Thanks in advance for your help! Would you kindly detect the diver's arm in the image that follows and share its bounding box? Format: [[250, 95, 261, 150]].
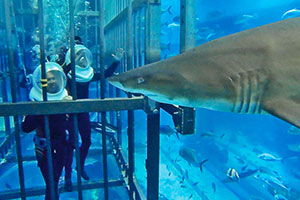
[[91, 60, 119, 81], [92, 48, 124, 81], [21, 115, 40, 133]]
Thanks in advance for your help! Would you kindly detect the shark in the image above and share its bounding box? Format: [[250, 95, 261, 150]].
[[108, 17, 300, 129]]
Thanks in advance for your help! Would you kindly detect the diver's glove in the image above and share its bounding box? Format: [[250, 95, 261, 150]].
[[63, 95, 73, 100], [112, 48, 125, 62]]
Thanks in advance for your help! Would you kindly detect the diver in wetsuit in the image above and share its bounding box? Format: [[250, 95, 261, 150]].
[[61, 36, 124, 191], [22, 62, 70, 200]]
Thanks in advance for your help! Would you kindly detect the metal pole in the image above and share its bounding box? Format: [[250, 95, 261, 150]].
[[126, 0, 135, 199], [180, 0, 196, 52], [99, 1, 109, 199], [127, 99, 134, 200], [3, 0, 26, 199], [69, 0, 83, 199], [37, 0, 57, 199], [116, 20, 122, 146], [144, 1, 161, 199], [146, 108, 160, 200], [127, 0, 133, 70], [1, 78, 12, 136]]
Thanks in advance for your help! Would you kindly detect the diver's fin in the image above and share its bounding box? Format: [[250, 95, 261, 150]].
[[263, 98, 300, 129], [199, 159, 208, 172]]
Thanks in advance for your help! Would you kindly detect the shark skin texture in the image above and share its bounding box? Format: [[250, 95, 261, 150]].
[[108, 17, 300, 129]]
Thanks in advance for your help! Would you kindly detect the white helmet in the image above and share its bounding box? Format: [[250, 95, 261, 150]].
[[29, 62, 68, 101], [65, 44, 94, 82]]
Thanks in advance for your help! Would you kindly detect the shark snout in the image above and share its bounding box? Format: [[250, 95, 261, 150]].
[[108, 75, 124, 90]]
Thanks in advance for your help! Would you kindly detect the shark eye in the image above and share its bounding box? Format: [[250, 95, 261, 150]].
[[137, 77, 145, 84]]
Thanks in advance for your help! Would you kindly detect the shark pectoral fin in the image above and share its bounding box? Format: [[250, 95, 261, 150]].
[[263, 98, 300, 129]]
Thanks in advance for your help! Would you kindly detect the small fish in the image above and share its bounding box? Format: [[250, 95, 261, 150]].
[[159, 193, 169, 200], [287, 144, 300, 152], [258, 153, 282, 161], [188, 194, 193, 200], [212, 182, 216, 192], [5, 182, 12, 189], [161, 30, 167, 36], [241, 165, 248, 171], [239, 169, 258, 178], [206, 10, 225, 19], [235, 156, 245, 164], [160, 42, 171, 51], [168, 172, 171, 176], [281, 8, 300, 20], [287, 125, 300, 135], [201, 131, 224, 139], [291, 170, 300, 180], [185, 169, 189, 179], [179, 146, 208, 172], [259, 166, 279, 177], [179, 175, 185, 184], [172, 16, 180, 23], [226, 168, 240, 181], [234, 14, 254, 25], [181, 184, 187, 188], [200, 131, 215, 138], [199, 159, 208, 172], [160, 125, 179, 139], [167, 22, 180, 28], [196, 27, 216, 41], [192, 182, 199, 186], [161, 5, 172, 15]]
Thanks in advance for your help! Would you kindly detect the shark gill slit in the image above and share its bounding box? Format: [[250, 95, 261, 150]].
[[254, 72, 263, 114], [242, 72, 251, 113], [248, 72, 259, 114], [231, 74, 243, 113]]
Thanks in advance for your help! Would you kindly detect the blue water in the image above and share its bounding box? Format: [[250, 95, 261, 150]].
[[1, 0, 300, 199]]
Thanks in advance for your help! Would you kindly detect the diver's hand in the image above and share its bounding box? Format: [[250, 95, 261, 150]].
[[63, 95, 73, 100], [112, 48, 125, 61]]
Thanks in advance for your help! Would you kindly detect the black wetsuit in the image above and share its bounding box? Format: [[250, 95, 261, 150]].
[[22, 114, 67, 200], [63, 60, 120, 179]]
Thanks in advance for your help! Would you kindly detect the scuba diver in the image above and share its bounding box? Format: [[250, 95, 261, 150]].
[[22, 62, 71, 200], [61, 36, 124, 191]]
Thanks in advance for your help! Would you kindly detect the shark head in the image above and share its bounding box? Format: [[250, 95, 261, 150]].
[[108, 63, 193, 105], [108, 53, 236, 110]]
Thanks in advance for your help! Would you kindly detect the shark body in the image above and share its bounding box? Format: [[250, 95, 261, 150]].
[[109, 17, 300, 128]]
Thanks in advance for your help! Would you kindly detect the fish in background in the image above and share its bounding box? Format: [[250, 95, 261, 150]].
[[160, 42, 171, 51], [258, 174, 297, 200], [258, 153, 282, 162], [212, 182, 216, 192], [238, 169, 258, 178], [255, 173, 289, 191], [287, 125, 300, 136], [179, 146, 208, 172], [160, 125, 179, 139], [167, 22, 180, 29], [226, 168, 240, 182], [206, 10, 226, 20], [234, 14, 255, 25], [172, 16, 181, 24], [196, 27, 216, 41], [259, 166, 280, 177], [287, 144, 300, 152], [161, 5, 172, 16], [281, 8, 300, 20], [200, 130, 225, 139]]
